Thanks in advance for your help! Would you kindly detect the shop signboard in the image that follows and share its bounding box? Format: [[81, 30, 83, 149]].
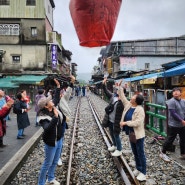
[[51, 44, 57, 70], [120, 57, 137, 71]]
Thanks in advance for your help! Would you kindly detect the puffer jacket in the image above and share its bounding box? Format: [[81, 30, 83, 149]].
[[114, 100, 124, 134], [38, 87, 67, 146], [102, 83, 124, 134], [38, 113, 66, 146]]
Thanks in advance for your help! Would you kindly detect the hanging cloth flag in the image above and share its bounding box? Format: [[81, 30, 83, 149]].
[[69, 0, 122, 47]]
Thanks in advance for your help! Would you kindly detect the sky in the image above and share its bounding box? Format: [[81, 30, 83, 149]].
[[53, 0, 185, 74]]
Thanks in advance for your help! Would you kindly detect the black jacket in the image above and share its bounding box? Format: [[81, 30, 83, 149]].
[[114, 100, 124, 134], [15, 100, 30, 129], [102, 83, 124, 134], [38, 87, 66, 146]]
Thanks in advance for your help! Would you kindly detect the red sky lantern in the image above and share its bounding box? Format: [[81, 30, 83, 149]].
[[69, 0, 122, 47]]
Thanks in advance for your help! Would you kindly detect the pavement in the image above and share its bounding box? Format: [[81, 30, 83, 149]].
[[0, 105, 43, 185]]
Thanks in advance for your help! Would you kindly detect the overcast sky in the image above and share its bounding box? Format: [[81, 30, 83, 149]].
[[53, 0, 185, 74]]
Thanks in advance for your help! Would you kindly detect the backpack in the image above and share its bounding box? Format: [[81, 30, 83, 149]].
[[105, 101, 118, 114], [13, 100, 19, 114]]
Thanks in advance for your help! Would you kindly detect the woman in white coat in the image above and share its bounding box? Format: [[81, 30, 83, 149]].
[[118, 82, 146, 182]]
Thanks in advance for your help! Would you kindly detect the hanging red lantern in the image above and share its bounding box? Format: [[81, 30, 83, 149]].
[[69, 0, 122, 47]]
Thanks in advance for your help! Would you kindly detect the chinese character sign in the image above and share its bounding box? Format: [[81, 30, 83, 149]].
[[119, 57, 137, 71], [51, 44, 58, 70]]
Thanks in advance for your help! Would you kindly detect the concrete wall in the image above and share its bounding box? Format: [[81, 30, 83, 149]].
[[0, 0, 45, 18], [44, 0, 54, 30], [0, 45, 46, 71]]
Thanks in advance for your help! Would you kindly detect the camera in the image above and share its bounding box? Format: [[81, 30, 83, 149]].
[[43, 74, 70, 92]]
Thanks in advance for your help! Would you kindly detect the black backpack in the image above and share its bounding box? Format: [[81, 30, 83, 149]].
[[105, 101, 118, 114], [13, 100, 19, 114]]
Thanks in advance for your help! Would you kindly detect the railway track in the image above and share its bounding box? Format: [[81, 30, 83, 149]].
[[1, 94, 184, 184], [88, 96, 140, 185], [57, 96, 140, 184]]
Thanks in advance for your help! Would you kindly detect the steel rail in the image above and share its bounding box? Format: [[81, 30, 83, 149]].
[[87, 97, 136, 185], [66, 97, 81, 185]]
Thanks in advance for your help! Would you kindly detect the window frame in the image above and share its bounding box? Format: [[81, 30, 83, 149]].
[[26, 0, 36, 6], [0, 0, 10, 5], [12, 55, 21, 63], [0, 24, 20, 36], [145, 63, 150, 70], [31, 27, 37, 37]]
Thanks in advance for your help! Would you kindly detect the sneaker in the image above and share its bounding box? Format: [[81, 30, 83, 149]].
[[111, 150, 122, 157], [0, 144, 7, 148], [17, 136, 24, 139], [46, 179, 60, 185], [136, 172, 146, 181], [179, 154, 185, 160], [108, 146, 116, 152], [133, 169, 139, 176], [159, 153, 171, 162], [57, 158, 62, 166]]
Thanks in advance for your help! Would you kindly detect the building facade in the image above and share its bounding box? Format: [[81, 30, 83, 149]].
[[0, 0, 78, 101], [91, 36, 185, 104], [94, 36, 185, 79], [0, 0, 74, 76]]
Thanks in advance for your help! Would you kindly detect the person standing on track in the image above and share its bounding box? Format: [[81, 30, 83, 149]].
[[159, 87, 185, 162], [37, 79, 63, 185], [118, 81, 147, 182], [102, 77, 124, 157]]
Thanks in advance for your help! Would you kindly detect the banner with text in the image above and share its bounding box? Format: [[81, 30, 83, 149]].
[[119, 57, 137, 71], [51, 44, 58, 70]]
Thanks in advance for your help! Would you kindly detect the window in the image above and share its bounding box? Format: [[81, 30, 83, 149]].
[[145, 63, 150, 70], [12, 56, 20, 63], [0, 24, 20, 35], [31, 27, 37, 37], [26, 0, 35, 6], [0, 0, 10, 5]]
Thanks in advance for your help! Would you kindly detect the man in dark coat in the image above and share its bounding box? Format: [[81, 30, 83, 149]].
[[102, 77, 124, 156]]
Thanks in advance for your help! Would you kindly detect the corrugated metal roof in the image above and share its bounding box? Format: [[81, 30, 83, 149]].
[[161, 63, 185, 77], [124, 72, 162, 82]]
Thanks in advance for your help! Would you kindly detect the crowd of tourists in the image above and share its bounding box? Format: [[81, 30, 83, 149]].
[[102, 78, 185, 182], [0, 75, 185, 184]]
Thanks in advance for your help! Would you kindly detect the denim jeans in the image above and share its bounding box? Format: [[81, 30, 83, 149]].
[[17, 129, 24, 137], [38, 137, 63, 185], [130, 137, 146, 175], [109, 122, 122, 151]]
